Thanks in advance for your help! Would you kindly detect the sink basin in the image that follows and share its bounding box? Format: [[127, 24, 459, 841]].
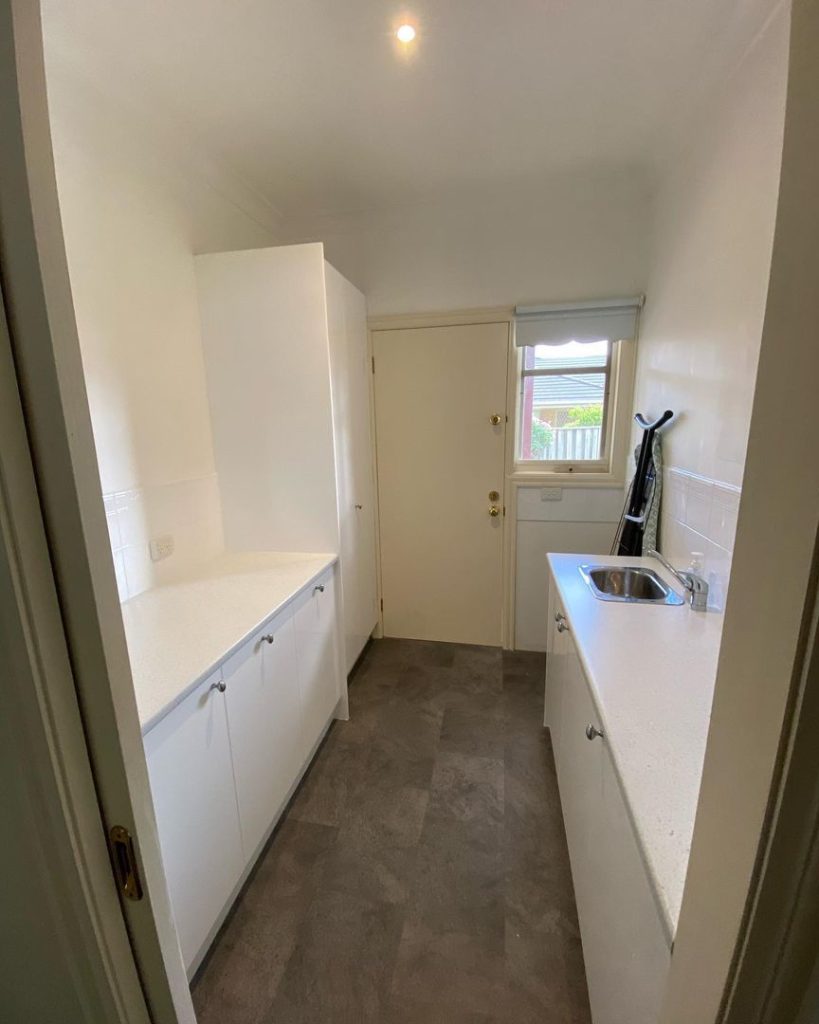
[[579, 564, 684, 605]]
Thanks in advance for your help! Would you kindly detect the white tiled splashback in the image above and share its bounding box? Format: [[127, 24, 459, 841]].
[[661, 466, 741, 613], [104, 474, 224, 602]]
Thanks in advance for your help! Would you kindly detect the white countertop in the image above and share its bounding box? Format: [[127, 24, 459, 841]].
[[122, 551, 337, 733], [547, 552, 724, 939]]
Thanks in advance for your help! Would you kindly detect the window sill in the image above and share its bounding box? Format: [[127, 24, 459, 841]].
[[509, 467, 625, 488]]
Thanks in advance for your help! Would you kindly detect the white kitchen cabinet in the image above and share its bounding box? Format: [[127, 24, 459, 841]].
[[545, 589, 671, 1024], [195, 244, 379, 684], [143, 669, 243, 973], [223, 609, 301, 860], [144, 566, 344, 976], [292, 567, 341, 759], [325, 262, 379, 671]]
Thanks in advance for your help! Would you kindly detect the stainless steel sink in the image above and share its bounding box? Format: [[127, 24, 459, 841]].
[[579, 564, 684, 605]]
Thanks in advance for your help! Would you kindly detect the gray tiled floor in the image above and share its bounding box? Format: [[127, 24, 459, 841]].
[[192, 639, 591, 1023]]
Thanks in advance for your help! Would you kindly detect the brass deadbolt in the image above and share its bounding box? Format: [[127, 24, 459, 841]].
[[489, 414, 503, 426]]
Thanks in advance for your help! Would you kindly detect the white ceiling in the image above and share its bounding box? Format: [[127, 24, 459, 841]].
[[42, 0, 779, 219]]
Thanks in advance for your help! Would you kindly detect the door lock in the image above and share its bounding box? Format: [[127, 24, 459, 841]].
[[109, 825, 143, 901], [489, 413, 503, 426], [488, 505, 501, 518], [488, 490, 500, 502]]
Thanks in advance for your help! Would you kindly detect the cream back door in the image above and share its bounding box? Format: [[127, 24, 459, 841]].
[[373, 323, 509, 646]]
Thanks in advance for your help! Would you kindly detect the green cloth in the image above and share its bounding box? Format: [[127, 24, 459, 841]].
[[643, 433, 662, 553]]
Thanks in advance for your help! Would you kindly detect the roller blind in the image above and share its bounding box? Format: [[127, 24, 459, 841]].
[[514, 296, 644, 347]]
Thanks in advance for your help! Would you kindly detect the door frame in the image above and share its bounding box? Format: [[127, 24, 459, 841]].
[[721, 545, 819, 1022], [1, 2, 193, 1020], [0, 235, 151, 1024], [367, 309, 515, 647]]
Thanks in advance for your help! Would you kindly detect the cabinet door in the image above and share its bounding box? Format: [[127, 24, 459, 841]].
[[223, 610, 301, 859], [143, 671, 243, 973], [556, 633, 603, 929], [581, 746, 671, 1024], [293, 569, 341, 758], [544, 588, 566, 767], [326, 264, 379, 672]]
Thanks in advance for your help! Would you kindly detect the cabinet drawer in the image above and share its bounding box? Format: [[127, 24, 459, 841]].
[[143, 669, 243, 973]]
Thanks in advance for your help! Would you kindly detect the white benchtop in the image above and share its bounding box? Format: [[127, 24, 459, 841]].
[[122, 551, 337, 734], [547, 552, 724, 939]]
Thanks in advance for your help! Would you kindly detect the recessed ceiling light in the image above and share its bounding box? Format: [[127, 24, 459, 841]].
[[396, 24, 416, 43]]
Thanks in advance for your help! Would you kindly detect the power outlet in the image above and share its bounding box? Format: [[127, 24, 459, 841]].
[[149, 534, 174, 562]]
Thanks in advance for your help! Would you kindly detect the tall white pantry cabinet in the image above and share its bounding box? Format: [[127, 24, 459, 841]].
[[194, 243, 379, 674]]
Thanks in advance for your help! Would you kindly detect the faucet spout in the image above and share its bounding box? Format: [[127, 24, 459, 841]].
[[645, 549, 709, 611]]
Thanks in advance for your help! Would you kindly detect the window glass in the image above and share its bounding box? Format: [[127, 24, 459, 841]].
[[518, 340, 610, 462]]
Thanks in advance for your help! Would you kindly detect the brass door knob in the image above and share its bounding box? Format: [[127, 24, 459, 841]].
[[488, 505, 501, 518], [489, 414, 503, 426]]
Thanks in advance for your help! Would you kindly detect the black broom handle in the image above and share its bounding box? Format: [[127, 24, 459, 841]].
[[626, 410, 674, 518], [635, 410, 674, 432]]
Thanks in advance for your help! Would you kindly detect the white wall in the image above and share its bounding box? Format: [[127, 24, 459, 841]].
[[515, 486, 624, 650], [632, 4, 789, 608], [44, 57, 279, 599], [281, 169, 651, 315], [284, 170, 652, 650]]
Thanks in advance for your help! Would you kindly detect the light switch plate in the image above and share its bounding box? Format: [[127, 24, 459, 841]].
[[540, 487, 563, 502], [149, 535, 174, 562]]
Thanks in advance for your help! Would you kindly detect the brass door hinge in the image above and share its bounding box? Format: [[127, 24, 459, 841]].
[[109, 825, 143, 901], [371, 357, 375, 374], [380, 598, 384, 611]]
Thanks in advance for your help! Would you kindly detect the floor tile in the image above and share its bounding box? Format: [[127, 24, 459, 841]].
[[191, 820, 336, 1024], [390, 918, 507, 1017], [322, 784, 429, 904], [408, 815, 505, 940], [439, 691, 505, 758], [267, 888, 404, 1024], [428, 751, 504, 826]]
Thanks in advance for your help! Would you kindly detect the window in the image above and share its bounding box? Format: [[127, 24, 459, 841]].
[[519, 339, 610, 463], [513, 298, 641, 472]]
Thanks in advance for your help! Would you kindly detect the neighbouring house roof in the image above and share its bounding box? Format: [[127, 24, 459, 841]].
[[531, 372, 605, 409], [534, 353, 604, 370]]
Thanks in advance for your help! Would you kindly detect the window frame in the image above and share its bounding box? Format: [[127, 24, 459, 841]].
[[512, 338, 634, 479]]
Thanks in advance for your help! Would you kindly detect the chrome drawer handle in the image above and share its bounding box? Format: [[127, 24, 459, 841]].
[[554, 612, 565, 623], [314, 584, 325, 594], [585, 724, 603, 741], [556, 620, 569, 633], [210, 680, 226, 694], [260, 634, 275, 645]]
